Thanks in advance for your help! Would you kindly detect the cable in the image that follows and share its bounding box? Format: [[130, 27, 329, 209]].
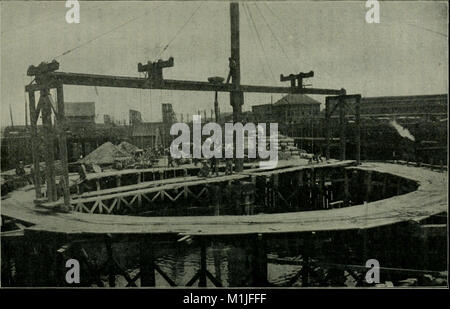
[[51, 8, 157, 60], [253, 3, 294, 70], [244, 3, 277, 83], [155, 3, 203, 59], [242, 2, 275, 83], [263, 3, 309, 53]]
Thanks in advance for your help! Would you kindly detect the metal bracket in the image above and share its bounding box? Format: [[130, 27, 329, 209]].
[[138, 57, 174, 86], [280, 71, 314, 92], [27, 60, 60, 87]]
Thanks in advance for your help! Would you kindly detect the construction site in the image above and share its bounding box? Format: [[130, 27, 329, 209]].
[[0, 2, 447, 288]]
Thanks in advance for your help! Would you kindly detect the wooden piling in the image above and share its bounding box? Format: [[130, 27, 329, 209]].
[[343, 168, 350, 207], [199, 239, 207, 287], [140, 237, 156, 287], [252, 234, 268, 286], [365, 171, 372, 202]]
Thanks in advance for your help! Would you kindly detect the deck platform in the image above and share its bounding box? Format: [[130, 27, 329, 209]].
[[1, 161, 447, 237]]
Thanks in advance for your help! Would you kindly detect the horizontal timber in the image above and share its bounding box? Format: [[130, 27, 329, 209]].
[[25, 72, 345, 95]]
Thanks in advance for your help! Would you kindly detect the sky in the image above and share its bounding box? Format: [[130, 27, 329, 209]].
[[1, 1, 448, 126]]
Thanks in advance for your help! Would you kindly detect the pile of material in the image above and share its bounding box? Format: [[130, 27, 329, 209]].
[[79, 142, 132, 165], [118, 141, 142, 155]]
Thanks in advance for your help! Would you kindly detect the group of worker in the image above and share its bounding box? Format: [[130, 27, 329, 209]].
[[198, 157, 234, 178]]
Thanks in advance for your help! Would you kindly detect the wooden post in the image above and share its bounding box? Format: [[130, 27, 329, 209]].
[[199, 239, 207, 287], [355, 95, 361, 164], [319, 169, 325, 209], [343, 169, 349, 207], [105, 235, 116, 287], [41, 89, 57, 201], [339, 96, 346, 160], [140, 237, 156, 286], [56, 85, 70, 210], [301, 234, 311, 287], [396, 178, 402, 195], [325, 100, 331, 160], [365, 171, 372, 202], [28, 90, 42, 198], [230, 2, 244, 173], [272, 173, 279, 209], [252, 234, 268, 286]]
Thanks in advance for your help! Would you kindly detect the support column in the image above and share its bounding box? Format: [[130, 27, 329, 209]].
[[56, 85, 70, 210], [230, 2, 243, 173], [325, 100, 331, 160], [41, 89, 57, 201], [365, 171, 372, 202], [28, 90, 42, 198], [140, 237, 156, 287], [339, 96, 346, 161], [199, 239, 207, 287], [252, 234, 268, 286], [214, 91, 220, 122], [355, 95, 361, 164], [343, 169, 349, 207]]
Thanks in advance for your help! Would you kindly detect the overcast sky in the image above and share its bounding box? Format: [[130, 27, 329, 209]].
[[1, 1, 448, 126]]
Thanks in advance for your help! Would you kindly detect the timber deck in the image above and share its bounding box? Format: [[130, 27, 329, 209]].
[[1, 161, 447, 237]]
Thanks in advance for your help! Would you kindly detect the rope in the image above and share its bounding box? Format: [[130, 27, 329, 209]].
[[262, 3, 309, 53], [51, 8, 157, 60], [155, 3, 203, 59], [244, 3, 277, 82], [253, 3, 294, 70], [242, 2, 275, 83]]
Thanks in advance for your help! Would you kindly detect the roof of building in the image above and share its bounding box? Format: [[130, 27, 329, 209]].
[[361, 94, 447, 104], [131, 122, 163, 137], [79, 142, 131, 165], [274, 94, 321, 106], [65, 102, 95, 117], [118, 141, 142, 154]]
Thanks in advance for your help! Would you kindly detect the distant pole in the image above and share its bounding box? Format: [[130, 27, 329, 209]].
[[9, 104, 14, 127], [230, 2, 244, 172], [355, 95, 361, 164], [24, 92, 29, 128], [325, 100, 330, 160], [339, 96, 346, 160]]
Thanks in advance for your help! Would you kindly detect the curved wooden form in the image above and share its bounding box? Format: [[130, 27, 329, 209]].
[[1, 162, 447, 237]]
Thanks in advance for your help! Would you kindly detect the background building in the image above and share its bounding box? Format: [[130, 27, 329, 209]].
[[65, 102, 96, 124], [252, 94, 321, 124], [360, 94, 447, 118]]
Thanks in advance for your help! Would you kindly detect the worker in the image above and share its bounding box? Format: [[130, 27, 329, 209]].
[[198, 160, 210, 178], [77, 163, 90, 194], [225, 159, 233, 175], [210, 156, 219, 176], [15, 161, 25, 176]]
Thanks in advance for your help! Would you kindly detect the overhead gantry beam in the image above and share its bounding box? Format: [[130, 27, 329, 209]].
[[25, 71, 345, 95]]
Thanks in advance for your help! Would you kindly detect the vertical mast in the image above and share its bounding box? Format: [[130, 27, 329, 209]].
[[230, 2, 244, 172], [9, 104, 14, 127], [230, 2, 241, 90]]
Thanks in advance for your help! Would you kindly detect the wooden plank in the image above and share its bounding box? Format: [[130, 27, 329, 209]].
[[26, 71, 344, 96]]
